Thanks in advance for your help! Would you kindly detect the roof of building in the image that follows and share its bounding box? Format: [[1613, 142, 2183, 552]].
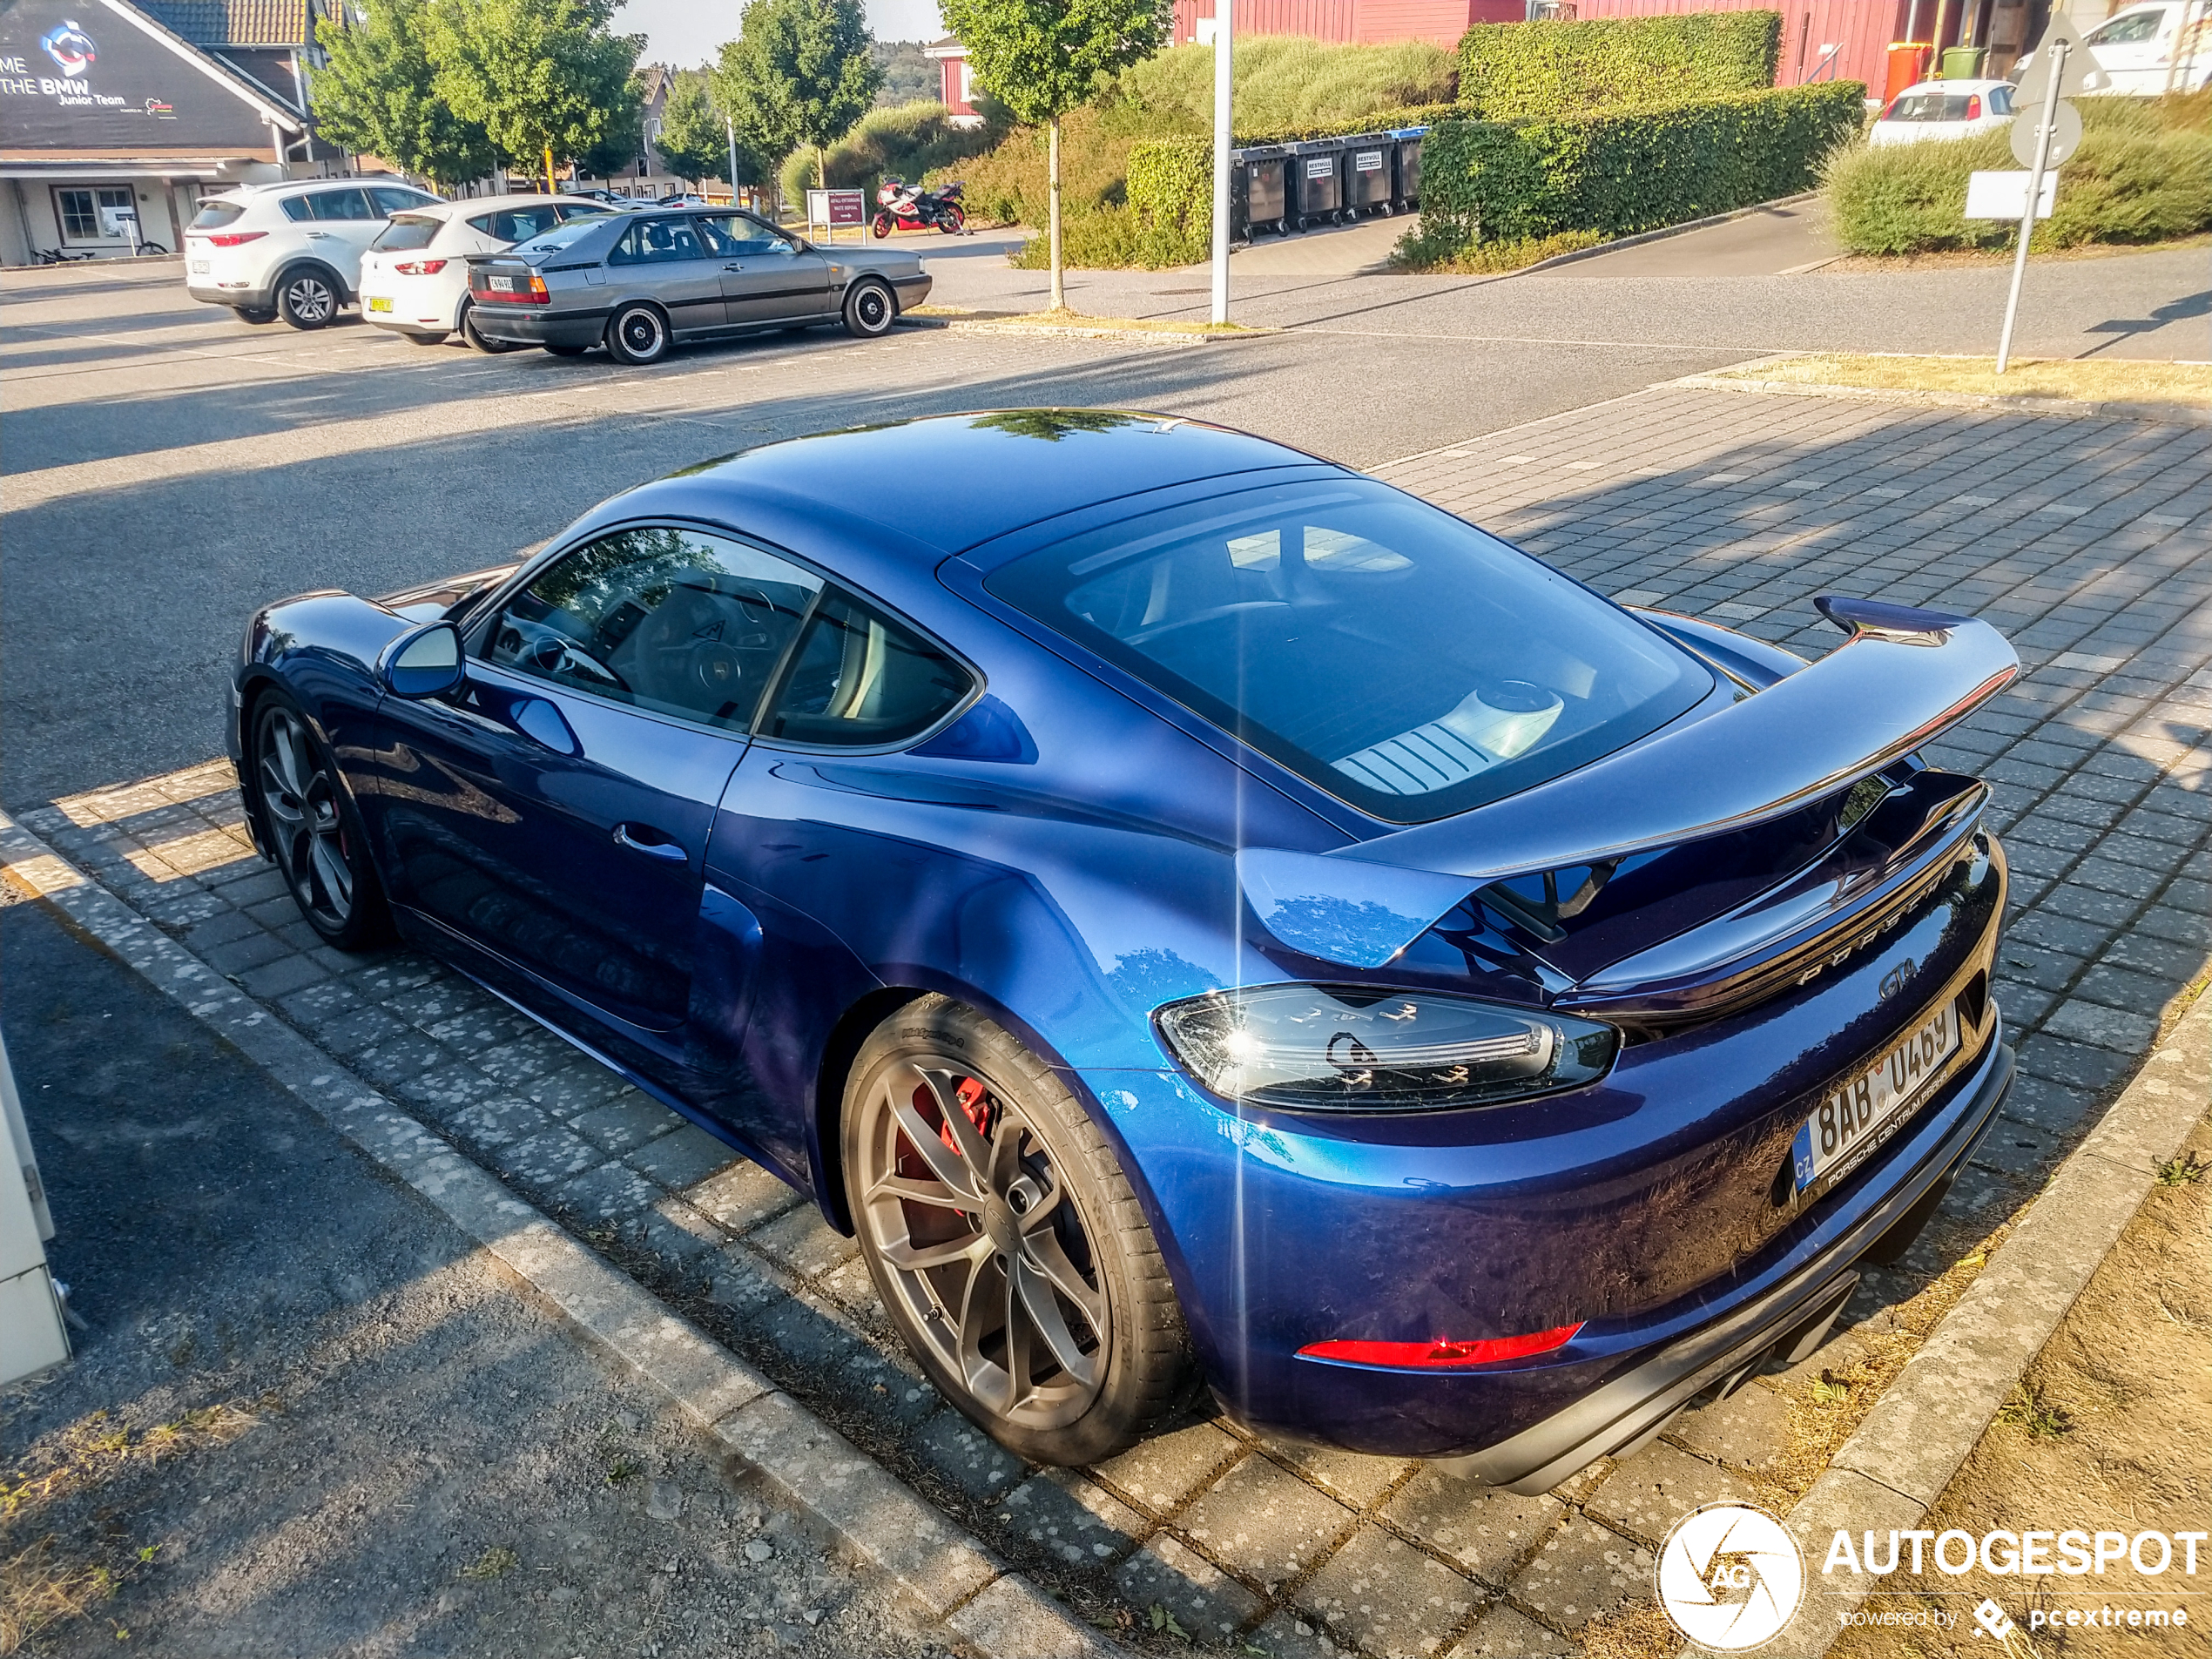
[[137, 0, 314, 47], [921, 35, 967, 57]]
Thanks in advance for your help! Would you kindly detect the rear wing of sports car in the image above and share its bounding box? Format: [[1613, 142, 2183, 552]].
[[1240, 598, 2019, 969]]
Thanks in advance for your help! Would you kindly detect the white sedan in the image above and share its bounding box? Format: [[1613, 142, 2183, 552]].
[[1868, 78, 2019, 145], [358, 194, 614, 349]]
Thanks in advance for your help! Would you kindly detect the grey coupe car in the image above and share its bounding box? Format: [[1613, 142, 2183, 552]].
[[465, 207, 931, 365]]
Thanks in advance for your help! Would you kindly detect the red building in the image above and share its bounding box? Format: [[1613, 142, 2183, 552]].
[[923, 37, 984, 127], [1171, 0, 1524, 45]]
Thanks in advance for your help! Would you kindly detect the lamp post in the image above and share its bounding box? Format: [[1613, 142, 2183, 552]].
[[1209, 0, 1233, 325]]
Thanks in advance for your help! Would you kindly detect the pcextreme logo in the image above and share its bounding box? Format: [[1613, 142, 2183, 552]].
[[1657, 1502, 1806, 1650]]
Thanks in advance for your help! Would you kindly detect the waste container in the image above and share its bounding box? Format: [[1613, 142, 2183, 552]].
[[1344, 133, 1395, 215], [1390, 126, 1427, 211], [1885, 41, 1932, 103], [1291, 138, 1347, 228], [1939, 44, 1988, 78], [1232, 145, 1292, 238]]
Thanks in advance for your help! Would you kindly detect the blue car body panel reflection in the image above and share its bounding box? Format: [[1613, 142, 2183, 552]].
[[228, 411, 2016, 1475]]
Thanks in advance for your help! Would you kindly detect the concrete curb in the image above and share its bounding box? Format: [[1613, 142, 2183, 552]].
[[1758, 987, 2212, 1658], [0, 810, 1126, 1659], [1673, 364, 2212, 427]]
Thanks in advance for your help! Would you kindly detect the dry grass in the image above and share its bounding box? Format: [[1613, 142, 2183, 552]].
[[1715, 352, 2212, 406], [0, 1539, 119, 1654], [963, 307, 1271, 336], [1581, 1596, 1683, 1659]]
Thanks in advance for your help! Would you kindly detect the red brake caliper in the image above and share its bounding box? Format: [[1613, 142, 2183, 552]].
[[938, 1076, 993, 1157]]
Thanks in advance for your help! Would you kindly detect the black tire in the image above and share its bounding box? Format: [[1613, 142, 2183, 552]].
[[843, 995, 1188, 1466], [276, 266, 340, 329], [235, 306, 279, 325], [842, 279, 895, 339], [543, 342, 589, 356], [940, 206, 965, 235], [250, 689, 391, 951], [460, 300, 524, 354], [873, 212, 893, 239], [605, 300, 671, 365], [401, 330, 449, 346]]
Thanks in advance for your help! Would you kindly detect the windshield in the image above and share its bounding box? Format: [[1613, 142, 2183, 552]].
[[988, 479, 1712, 823], [513, 214, 611, 256], [372, 213, 442, 252]]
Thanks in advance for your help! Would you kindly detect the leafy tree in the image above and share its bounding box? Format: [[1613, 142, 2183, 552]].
[[714, 0, 881, 197], [936, 0, 1170, 310], [308, 0, 495, 190], [428, 0, 645, 188], [654, 70, 733, 185], [870, 38, 936, 106]]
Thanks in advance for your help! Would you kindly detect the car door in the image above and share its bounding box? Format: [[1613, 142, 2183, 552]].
[[292, 186, 384, 287], [606, 215, 728, 336], [2086, 5, 2169, 90], [371, 523, 825, 1057], [697, 212, 833, 325]]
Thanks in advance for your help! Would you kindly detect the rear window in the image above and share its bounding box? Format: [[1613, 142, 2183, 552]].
[[988, 479, 1712, 823], [190, 199, 245, 230], [372, 212, 442, 252], [1885, 93, 1978, 120]]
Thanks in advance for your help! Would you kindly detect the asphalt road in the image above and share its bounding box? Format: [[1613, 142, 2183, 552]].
[[2, 244, 2204, 807]]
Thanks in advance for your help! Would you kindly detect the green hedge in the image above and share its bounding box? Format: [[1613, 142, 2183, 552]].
[[1824, 89, 2212, 254], [1414, 81, 1864, 254], [1459, 13, 1781, 119]]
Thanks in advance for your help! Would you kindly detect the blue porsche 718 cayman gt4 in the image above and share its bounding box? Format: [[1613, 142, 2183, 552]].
[[229, 411, 2016, 1483]]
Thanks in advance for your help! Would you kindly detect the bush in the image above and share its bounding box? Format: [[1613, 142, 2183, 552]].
[[777, 101, 1002, 210], [933, 103, 1174, 226], [1418, 82, 1865, 253], [1113, 36, 1458, 133], [1825, 90, 2212, 254], [1459, 12, 1780, 118]]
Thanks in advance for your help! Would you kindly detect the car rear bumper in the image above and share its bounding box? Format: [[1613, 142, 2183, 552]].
[[467, 305, 604, 347], [361, 287, 461, 332], [188, 280, 275, 310]]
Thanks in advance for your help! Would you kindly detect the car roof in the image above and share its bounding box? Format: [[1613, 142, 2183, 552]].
[[610, 412, 1335, 558], [416, 192, 602, 219], [1887, 78, 2013, 97], [204, 176, 442, 205]]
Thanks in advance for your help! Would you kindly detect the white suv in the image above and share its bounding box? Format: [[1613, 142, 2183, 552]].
[[185, 177, 443, 329], [359, 194, 614, 350]]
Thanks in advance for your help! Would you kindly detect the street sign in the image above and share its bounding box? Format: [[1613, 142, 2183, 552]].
[[1965, 169, 2056, 219], [2009, 95, 2081, 167], [2012, 13, 2110, 105], [805, 187, 866, 227]]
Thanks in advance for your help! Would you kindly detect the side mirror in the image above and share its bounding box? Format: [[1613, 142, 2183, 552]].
[[381, 621, 465, 698]]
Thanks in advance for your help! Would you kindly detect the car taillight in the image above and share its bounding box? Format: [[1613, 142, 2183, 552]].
[[203, 232, 266, 246], [393, 259, 448, 274], [475, 269, 550, 303], [1965, 94, 1982, 118], [1298, 1323, 1586, 1370]]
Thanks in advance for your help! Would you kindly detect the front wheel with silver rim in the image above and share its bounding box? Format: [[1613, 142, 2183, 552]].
[[253, 693, 390, 950], [842, 279, 895, 338], [277, 267, 339, 328], [843, 995, 1188, 1465], [605, 301, 670, 365]]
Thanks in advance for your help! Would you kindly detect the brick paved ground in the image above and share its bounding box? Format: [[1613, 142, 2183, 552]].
[[17, 386, 2209, 1658]]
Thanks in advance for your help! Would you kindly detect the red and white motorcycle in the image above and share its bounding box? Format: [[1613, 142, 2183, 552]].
[[873, 178, 968, 237]]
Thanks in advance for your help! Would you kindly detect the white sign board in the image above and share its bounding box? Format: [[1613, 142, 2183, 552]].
[[1965, 170, 2056, 220]]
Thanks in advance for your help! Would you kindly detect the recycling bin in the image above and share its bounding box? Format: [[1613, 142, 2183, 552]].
[[1391, 126, 1428, 210], [1232, 145, 1292, 238], [1885, 41, 1933, 103], [1939, 44, 1988, 78], [1291, 138, 1348, 228], [1345, 134, 1396, 214]]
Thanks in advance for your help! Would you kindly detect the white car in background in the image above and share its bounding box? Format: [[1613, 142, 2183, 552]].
[[358, 195, 615, 350], [185, 177, 443, 328], [2060, 0, 2212, 92], [1869, 78, 2018, 145]]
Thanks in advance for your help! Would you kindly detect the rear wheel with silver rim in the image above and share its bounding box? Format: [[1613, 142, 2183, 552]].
[[253, 693, 389, 949], [277, 267, 338, 328], [461, 300, 524, 354], [605, 301, 670, 365], [844, 995, 1187, 1464], [842, 279, 895, 338]]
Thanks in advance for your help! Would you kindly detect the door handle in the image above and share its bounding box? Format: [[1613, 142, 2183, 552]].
[[722, 262, 745, 271], [613, 822, 689, 862]]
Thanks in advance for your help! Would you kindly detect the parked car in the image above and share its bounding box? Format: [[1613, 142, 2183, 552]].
[[227, 412, 2018, 1475], [1869, 78, 2017, 145], [2018, 0, 2211, 92], [463, 207, 929, 364], [358, 195, 616, 350], [185, 177, 443, 328]]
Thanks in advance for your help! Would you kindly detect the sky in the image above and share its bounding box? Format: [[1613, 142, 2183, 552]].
[[614, 0, 945, 68]]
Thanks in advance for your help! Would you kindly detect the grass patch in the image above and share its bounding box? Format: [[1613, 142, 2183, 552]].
[[1, 1403, 260, 1524], [1824, 88, 2212, 256], [2156, 1150, 2211, 1186], [461, 1546, 519, 1581], [1713, 353, 2212, 406], [0, 1539, 120, 1653], [1392, 225, 1604, 272], [1997, 1381, 2077, 1440]]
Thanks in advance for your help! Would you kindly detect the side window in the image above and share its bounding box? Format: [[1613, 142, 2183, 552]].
[[609, 217, 701, 264], [371, 185, 434, 216], [760, 590, 973, 748], [698, 212, 788, 257], [307, 187, 375, 221], [469, 205, 564, 244], [484, 527, 824, 732], [1988, 84, 2013, 113]]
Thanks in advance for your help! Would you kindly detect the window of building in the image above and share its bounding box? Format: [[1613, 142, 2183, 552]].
[[55, 185, 133, 243]]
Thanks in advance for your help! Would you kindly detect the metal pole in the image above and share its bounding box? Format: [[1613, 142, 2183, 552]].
[[727, 114, 741, 217], [1996, 38, 2064, 374], [1209, 0, 1233, 326]]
